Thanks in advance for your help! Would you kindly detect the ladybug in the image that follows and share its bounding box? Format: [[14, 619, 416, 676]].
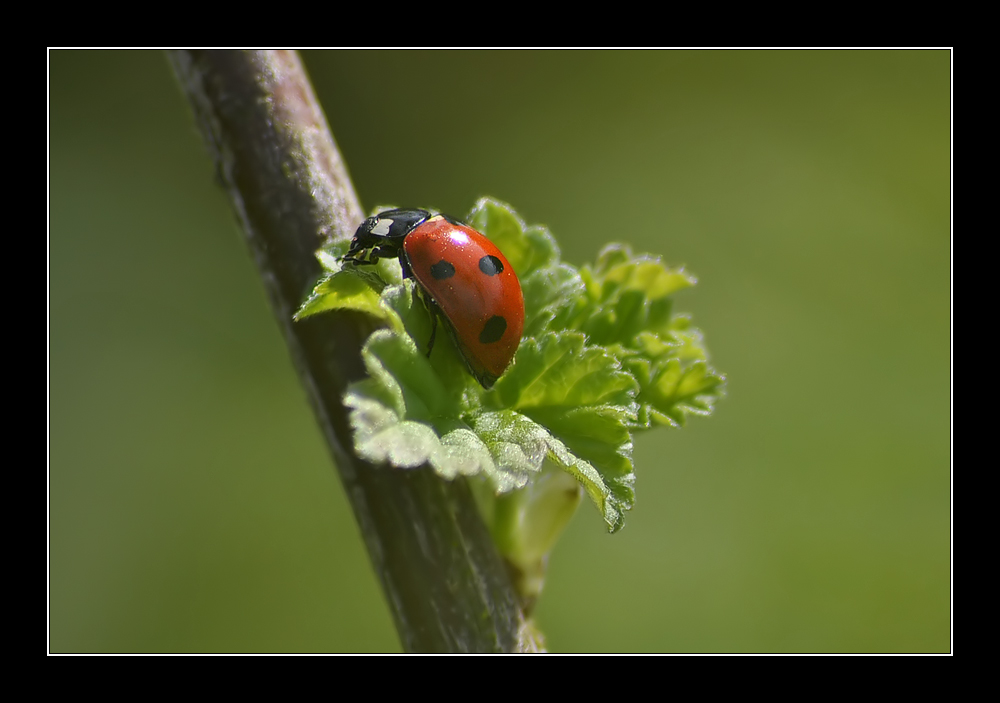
[[344, 208, 524, 389]]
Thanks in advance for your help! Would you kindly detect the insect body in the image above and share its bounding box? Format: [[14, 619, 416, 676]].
[[344, 208, 524, 389]]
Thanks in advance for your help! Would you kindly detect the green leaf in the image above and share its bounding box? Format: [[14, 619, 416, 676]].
[[345, 329, 498, 481], [535, 243, 728, 431], [519, 264, 587, 338], [490, 332, 636, 411], [591, 243, 697, 299], [294, 270, 387, 322], [346, 387, 499, 481], [576, 244, 698, 347], [303, 199, 725, 540], [469, 410, 551, 492], [471, 409, 626, 533], [467, 197, 560, 279], [487, 332, 638, 531], [629, 357, 727, 428]]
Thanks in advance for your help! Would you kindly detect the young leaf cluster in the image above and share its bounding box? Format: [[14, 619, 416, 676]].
[[296, 198, 724, 533]]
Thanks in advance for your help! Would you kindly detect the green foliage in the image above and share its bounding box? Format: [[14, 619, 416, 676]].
[[298, 198, 724, 539]]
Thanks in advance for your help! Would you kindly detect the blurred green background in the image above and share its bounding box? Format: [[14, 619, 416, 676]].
[[49, 50, 950, 653]]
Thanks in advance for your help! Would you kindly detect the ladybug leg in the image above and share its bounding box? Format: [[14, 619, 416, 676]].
[[426, 310, 437, 358], [398, 255, 415, 280], [412, 286, 438, 358], [374, 245, 399, 260], [344, 245, 400, 266], [343, 250, 379, 266]]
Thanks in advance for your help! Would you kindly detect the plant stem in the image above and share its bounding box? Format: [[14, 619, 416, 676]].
[[168, 50, 531, 653]]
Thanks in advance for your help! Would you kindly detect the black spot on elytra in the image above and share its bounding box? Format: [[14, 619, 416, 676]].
[[479, 315, 507, 344], [479, 255, 504, 276], [429, 260, 455, 279]]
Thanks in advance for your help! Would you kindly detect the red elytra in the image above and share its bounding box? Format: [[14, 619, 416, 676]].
[[343, 209, 524, 389]]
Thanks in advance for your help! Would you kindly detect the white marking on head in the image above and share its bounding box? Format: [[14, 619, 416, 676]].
[[372, 219, 394, 236]]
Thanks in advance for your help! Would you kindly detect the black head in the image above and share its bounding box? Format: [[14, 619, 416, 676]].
[[345, 208, 432, 263], [355, 208, 430, 245]]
